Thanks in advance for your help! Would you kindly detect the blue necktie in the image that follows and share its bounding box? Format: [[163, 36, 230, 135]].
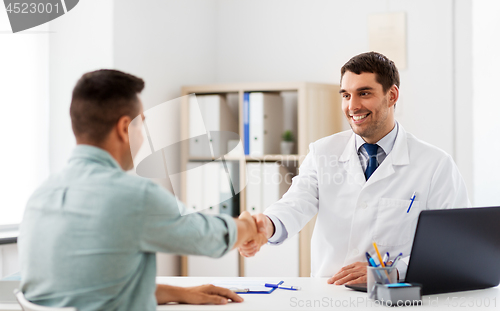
[[363, 143, 379, 180]]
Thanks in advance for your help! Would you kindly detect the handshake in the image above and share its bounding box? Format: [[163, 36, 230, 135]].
[[234, 211, 275, 257]]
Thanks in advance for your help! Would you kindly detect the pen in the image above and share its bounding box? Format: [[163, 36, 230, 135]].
[[390, 253, 403, 267], [265, 284, 301, 290], [368, 257, 379, 268], [230, 288, 249, 292], [365, 252, 373, 264], [372, 242, 385, 268], [277, 286, 301, 291], [407, 192, 416, 213], [382, 252, 389, 266]]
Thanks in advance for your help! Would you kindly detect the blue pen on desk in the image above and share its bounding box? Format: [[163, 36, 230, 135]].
[[265, 284, 301, 291], [407, 192, 416, 213]]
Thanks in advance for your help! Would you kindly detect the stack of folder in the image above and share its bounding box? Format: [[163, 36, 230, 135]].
[[244, 92, 284, 156], [246, 162, 291, 214], [185, 161, 239, 217], [189, 94, 238, 158]]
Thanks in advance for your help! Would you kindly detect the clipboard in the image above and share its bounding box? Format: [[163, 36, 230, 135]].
[[212, 280, 284, 294]]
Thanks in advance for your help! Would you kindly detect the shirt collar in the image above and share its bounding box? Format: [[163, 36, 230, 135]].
[[355, 121, 399, 155], [69, 145, 122, 170]]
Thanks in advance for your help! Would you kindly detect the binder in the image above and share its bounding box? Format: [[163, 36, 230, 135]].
[[189, 96, 211, 157], [249, 93, 283, 156], [245, 163, 291, 215], [219, 161, 240, 217], [243, 92, 250, 155], [262, 162, 291, 209], [188, 95, 238, 158], [202, 162, 220, 215], [185, 162, 203, 213], [246, 163, 262, 214], [185, 161, 219, 214], [220, 193, 240, 218], [186, 161, 239, 216]]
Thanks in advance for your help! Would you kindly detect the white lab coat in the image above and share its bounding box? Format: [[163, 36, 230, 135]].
[[265, 124, 470, 278]]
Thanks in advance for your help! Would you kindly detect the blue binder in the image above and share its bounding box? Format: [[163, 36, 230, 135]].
[[243, 92, 250, 155]]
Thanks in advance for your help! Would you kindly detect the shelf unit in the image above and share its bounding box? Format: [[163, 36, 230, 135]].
[[179, 82, 342, 277]]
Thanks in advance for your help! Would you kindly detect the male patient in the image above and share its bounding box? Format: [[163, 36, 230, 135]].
[[18, 70, 265, 310]]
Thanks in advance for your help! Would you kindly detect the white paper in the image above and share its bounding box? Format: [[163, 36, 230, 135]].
[[368, 12, 407, 69]]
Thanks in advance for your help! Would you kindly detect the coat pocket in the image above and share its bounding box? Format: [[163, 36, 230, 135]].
[[373, 198, 420, 247]]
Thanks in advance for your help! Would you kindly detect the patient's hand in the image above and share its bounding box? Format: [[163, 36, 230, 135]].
[[233, 211, 268, 252], [238, 213, 273, 257], [327, 262, 368, 285], [155, 284, 244, 305]]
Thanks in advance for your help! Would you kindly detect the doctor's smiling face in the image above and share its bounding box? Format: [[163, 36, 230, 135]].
[[340, 71, 398, 144]]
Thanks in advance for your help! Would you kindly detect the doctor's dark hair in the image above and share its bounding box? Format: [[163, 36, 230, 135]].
[[340, 52, 400, 93], [70, 69, 144, 143]]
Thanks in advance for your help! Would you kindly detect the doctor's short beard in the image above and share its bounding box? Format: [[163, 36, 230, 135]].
[[347, 99, 392, 142]]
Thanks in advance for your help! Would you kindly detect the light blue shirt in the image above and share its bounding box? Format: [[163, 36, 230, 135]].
[[267, 122, 398, 244], [18, 145, 237, 311], [355, 122, 398, 172]]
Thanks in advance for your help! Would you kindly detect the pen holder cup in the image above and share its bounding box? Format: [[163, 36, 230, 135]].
[[367, 266, 398, 300]]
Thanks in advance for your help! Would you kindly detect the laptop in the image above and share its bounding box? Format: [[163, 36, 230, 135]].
[[346, 206, 500, 295]]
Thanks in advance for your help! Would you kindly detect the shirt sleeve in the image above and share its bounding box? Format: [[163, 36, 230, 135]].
[[264, 143, 320, 240], [396, 256, 410, 281], [427, 154, 471, 209], [139, 182, 237, 258], [266, 214, 288, 245]]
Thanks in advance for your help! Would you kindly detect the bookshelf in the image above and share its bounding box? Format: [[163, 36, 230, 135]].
[[179, 82, 342, 277]]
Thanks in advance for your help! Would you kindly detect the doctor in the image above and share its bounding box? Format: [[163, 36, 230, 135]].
[[239, 52, 470, 284]]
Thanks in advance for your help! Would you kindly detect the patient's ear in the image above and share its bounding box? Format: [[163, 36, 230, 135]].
[[116, 115, 132, 143]]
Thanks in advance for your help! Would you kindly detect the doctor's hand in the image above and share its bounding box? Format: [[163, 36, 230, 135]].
[[238, 213, 274, 257], [327, 262, 368, 285], [233, 211, 268, 251]]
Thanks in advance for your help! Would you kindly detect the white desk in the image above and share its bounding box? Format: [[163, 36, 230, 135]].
[[1, 277, 499, 310]]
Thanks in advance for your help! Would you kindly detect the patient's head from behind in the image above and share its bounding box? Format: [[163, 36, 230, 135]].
[[70, 69, 145, 170]]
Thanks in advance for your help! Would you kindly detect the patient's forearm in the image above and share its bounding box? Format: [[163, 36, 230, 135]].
[[155, 284, 183, 304]]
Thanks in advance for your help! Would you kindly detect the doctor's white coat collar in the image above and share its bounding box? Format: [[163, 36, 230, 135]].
[[338, 121, 410, 184], [354, 122, 399, 156]]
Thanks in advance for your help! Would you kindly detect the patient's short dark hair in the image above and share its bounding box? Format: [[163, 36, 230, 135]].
[[341, 51, 400, 93], [70, 69, 145, 143]]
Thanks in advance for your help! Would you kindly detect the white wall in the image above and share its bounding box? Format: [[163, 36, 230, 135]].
[[472, 0, 500, 207], [0, 11, 50, 225], [215, 0, 474, 200], [113, 0, 219, 276], [0, 0, 115, 279], [49, 0, 114, 173], [454, 0, 474, 204]]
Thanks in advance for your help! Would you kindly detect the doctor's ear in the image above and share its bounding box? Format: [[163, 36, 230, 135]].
[[387, 85, 399, 106]]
